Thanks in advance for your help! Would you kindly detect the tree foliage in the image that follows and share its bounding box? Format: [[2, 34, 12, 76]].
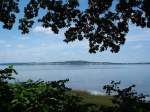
[[0, 66, 17, 111], [0, 67, 84, 112], [0, 0, 150, 53], [103, 81, 150, 112], [0, 67, 150, 112]]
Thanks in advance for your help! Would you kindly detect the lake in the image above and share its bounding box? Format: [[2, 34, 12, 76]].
[[1, 64, 150, 95]]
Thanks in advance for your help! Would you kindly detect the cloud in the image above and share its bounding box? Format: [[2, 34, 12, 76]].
[[0, 40, 6, 44], [126, 25, 150, 42], [131, 45, 143, 49], [20, 36, 30, 40], [16, 44, 24, 48], [5, 44, 11, 48], [127, 33, 150, 42], [32, 26, 54, 35]]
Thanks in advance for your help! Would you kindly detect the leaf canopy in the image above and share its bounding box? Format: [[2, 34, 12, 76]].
[[0, 0, 150, 53]]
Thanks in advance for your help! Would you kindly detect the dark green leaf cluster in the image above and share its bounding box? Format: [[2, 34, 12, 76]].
[[0, 65, 17, 112], [11, 79, 82, 112], [103, 81, 150, 112], [0, 67, 93, 112]]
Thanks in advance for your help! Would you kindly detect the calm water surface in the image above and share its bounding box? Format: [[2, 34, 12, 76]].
[[1, 64, 150, 94]]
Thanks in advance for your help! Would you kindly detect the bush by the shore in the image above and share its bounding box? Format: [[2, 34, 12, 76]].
[[0, 66, 150, 112]]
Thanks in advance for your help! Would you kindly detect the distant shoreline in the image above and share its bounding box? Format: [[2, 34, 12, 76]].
[[0, 61, 150, 65]]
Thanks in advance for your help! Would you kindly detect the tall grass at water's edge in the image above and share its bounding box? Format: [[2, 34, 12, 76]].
[[72, 90, 113, 106]]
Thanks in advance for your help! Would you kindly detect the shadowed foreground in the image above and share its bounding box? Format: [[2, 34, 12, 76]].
[[0, 66, 150, 112]]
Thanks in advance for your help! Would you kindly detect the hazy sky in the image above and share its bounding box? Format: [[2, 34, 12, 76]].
[[0, 0, 150, 63]]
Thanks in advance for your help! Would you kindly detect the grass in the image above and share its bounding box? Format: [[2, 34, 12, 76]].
[[72, 90, 113, 107]]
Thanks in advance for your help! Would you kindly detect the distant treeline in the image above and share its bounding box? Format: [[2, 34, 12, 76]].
[[0, 61, 150, 66]]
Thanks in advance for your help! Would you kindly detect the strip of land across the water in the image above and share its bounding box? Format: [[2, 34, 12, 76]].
[[0, 60, 150, 65]]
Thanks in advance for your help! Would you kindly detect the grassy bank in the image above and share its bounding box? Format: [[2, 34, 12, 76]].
[[72, 90, 113, 107]]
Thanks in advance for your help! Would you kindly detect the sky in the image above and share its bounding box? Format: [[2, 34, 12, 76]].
[[0, 0, 150, 63]]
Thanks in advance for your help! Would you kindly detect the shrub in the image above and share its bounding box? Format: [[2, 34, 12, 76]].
[[0, 67, 150, 112]]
